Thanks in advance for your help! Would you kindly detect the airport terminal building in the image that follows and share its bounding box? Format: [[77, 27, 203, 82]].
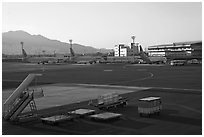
[[148, 41, 202, 60], [114, 43, 140, 57]]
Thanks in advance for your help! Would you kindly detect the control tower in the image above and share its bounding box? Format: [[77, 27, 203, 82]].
[[130, 36, 139, 55]]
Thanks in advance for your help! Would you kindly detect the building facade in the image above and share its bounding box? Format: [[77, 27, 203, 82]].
[[114, 44, 128, 57], [114, 43, 140, 57], [129, 43, 140, 56], [148, 41, 202, 60]]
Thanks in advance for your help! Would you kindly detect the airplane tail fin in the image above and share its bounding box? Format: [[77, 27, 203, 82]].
[[139, 45, 144, 52], [139, 46, 151, 63], [22, 48, 27, 58], [70, 47, 75, 57]]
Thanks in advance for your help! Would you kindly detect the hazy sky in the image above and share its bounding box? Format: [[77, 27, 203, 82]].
[[2, 2, 202, 49]]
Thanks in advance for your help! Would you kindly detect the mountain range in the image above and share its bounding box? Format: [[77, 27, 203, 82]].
[[2, 30, 112, 55]]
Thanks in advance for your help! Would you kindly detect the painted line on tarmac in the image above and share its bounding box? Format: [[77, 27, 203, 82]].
[[152, 87, 202, 92], [3, 79, 200, 92], [126, 64, 166, 67], [178, 104, 202, 114], [74, 83, 151, 90], [72, 64, 91, 65], [165, 103, 202, 114], [72, 83, 201, 92], [107, 72, 154, 84], [104, 69, 113, 72], [2, 79, 23, 82], [24, 63, 39, 65], [139, 72, 154, 81]]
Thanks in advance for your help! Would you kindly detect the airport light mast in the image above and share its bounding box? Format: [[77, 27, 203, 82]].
[[69, 39, 73, 49], [131, 36, 135, 44], [21, 41, 24, 60], [69, 39, 75, 61], [69, 39, 72, 60]]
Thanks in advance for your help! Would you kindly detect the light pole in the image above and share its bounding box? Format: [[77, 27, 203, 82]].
[[131, 36, 135, 43], [69, 39, 73, 61], [20, 42, 24, 60], [69, 39, 72, 49]]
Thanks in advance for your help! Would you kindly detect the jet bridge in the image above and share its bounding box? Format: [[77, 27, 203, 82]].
[[3, 74, 43, 122]]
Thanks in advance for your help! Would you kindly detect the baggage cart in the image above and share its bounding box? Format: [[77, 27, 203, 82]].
[[138, 97, 162, 117]]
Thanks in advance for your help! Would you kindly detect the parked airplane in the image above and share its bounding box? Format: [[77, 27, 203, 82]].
[[67, 42, 101, 64], [139, 46, 167, 64], [21, 44, 60, 64]]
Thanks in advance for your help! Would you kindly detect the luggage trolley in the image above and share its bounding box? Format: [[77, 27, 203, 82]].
[[138, 97, 162, 117], [88, 92, 128, 110]]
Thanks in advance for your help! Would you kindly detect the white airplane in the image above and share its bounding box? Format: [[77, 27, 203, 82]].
[[67, 44, 100, 64], [139, 45, 166, 64], [20, 42, 60, 64]]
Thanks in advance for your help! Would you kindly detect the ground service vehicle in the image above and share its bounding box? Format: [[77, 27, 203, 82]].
[[89, 92, 128, 110], [170, 60, 185, 66], [138, 97, 162, 117]]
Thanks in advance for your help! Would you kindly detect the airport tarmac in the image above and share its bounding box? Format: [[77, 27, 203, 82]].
[[2, 83, 150, 110], [2, 63, 202, 135], [2, 84, 201, 135]]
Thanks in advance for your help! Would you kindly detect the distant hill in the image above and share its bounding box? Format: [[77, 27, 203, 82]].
[[2, 30, 112, 55]]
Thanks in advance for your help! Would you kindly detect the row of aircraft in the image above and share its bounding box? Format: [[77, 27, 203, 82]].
[[20, 43, 99, 64], [13, 42, 166, 65]]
